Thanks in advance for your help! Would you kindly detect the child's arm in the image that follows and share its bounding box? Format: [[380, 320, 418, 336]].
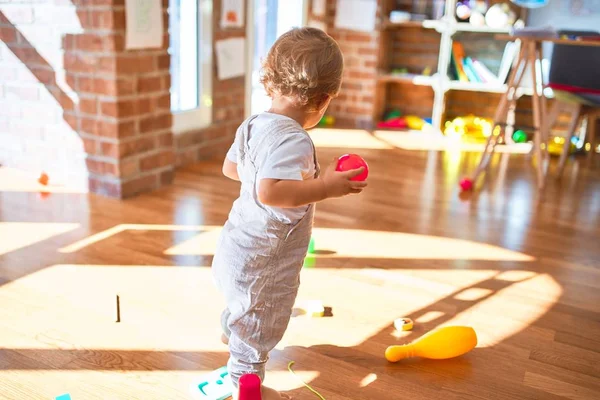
[[258, 157, 367, 208], [222, 158, 240, 181]]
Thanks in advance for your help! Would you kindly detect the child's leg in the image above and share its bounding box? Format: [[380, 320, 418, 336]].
[[225, 270, 300, 387]]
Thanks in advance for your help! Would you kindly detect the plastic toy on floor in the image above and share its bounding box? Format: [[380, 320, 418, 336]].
[[238, 373, 262, 400], [459, 177, 474, 191], [444, 115, 493, 143], [38, 172, 49, 186], [307, 236, 316, 254], [385, 326, 477, 362], [336, 154, 369, 181], [195, 366, 232, 400], [394, 317, 414, 331], [547, 136, 576, 156]]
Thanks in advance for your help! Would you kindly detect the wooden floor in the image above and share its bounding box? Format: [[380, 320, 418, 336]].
[[1, 130, 600, 400]]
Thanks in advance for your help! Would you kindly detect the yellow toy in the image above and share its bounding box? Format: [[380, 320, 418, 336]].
[[405, 115, 425, 130], [547, 136, 576, 156], [385, 326, 477, 362], [444, 115, 493, 142], [394, 317, 414, 331]]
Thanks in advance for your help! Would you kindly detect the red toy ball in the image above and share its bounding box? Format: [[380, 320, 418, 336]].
[[459, 177, 473, 191], [238, 373, 262, 400], [336, 154, 369, 181]]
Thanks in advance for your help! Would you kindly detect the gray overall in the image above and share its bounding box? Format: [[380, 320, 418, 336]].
[[212, 115, 319, 387]]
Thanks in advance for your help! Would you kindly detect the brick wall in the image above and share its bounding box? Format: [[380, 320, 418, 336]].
[[0, 0, 174, 198], [308, 0, 380, 129], [0, 1, 88, 189], [175, 0, 246, 166]]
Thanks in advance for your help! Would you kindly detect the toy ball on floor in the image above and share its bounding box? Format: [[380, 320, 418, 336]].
[[459, 177, 473, 191], [336, 154, 369, 181]]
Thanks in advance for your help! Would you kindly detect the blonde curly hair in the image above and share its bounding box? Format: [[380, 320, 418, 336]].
[[260, 27, 344, 108]]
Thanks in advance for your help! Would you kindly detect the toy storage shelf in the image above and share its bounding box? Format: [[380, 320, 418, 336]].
[[452, 23, 513, 34], [381, 19, 440, 30], [375, 0, 527, 131], [447, 81, 533, 96], [377, 73, 434, 86]]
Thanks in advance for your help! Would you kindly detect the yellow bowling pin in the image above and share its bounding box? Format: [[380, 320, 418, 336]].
[[385, 326, 477, 362]]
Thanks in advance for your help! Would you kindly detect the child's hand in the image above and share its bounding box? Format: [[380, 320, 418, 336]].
[[319, 157, 368, 198]]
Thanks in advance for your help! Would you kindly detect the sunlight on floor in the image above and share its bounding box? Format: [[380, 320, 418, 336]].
[[359, 373, 377, 388], [0, 167, 87, 193], [58, 224, 220, 253], [0, 222, 79, 255], [59, 224, 534, 262], [0, 264, 559, 354], [164, 226, 534, 261]]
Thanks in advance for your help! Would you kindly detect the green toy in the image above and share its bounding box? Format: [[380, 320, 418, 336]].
[[384, 109, 402, 121], [196, 366, 233, 400], [318, 115, 335, 127], [512, 130, 527, 143], [307, 237, 316, 254]]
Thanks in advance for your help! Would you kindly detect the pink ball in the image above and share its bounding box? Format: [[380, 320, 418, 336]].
[[459, 178, 473, 191], [336, 154, 369, 181]]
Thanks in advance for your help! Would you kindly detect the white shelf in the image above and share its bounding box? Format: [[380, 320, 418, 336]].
[[448, 81, 534, 96], [448, 81, 507, 93], [380, 19, 440, 30], [378, 73, 434, 87], [453, 23, 512, 34]]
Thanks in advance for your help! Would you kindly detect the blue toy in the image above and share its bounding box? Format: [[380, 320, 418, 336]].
[[56, 395, 72, 400], [195, 366, 233, 400]]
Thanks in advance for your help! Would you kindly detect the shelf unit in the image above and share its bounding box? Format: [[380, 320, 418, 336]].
[[375, 0, 528, 130]]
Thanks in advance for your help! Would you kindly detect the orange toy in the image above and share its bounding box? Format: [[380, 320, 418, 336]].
[[38, 172, 49, 186], [385, 326, 477, 362]]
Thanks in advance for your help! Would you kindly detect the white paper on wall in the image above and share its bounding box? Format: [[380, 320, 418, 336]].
[[221, 0, 245, 28], [312, 0, 326, 16], [216, 37, 246, 80], [334, 0, 377, 32], [125, 0, 163, 50]]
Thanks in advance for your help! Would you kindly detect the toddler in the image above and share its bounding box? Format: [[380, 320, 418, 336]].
[[212, 27, 367, 400]]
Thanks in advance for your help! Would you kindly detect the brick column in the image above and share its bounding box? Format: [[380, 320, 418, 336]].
[[65, 0, 174, 198], [308, 0, 379, 129]]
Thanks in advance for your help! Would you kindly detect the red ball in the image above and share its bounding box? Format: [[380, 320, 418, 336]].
[[336, 154, 369, 181], [238, 374, 262, 400], [459, 177, 473, 191]]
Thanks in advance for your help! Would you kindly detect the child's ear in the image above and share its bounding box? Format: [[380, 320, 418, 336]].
[[315, 94, 331, 112]]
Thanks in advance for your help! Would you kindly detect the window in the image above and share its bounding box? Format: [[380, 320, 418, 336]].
[[248, 0, 307, 115], [169, 0, 212, 133]]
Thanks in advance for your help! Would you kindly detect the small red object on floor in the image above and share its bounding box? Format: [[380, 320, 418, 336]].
[[38, 172, 49, 186], [336, 154, 369, 181], [459, 178, 473, 191], [238, 373, 262, 400]]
